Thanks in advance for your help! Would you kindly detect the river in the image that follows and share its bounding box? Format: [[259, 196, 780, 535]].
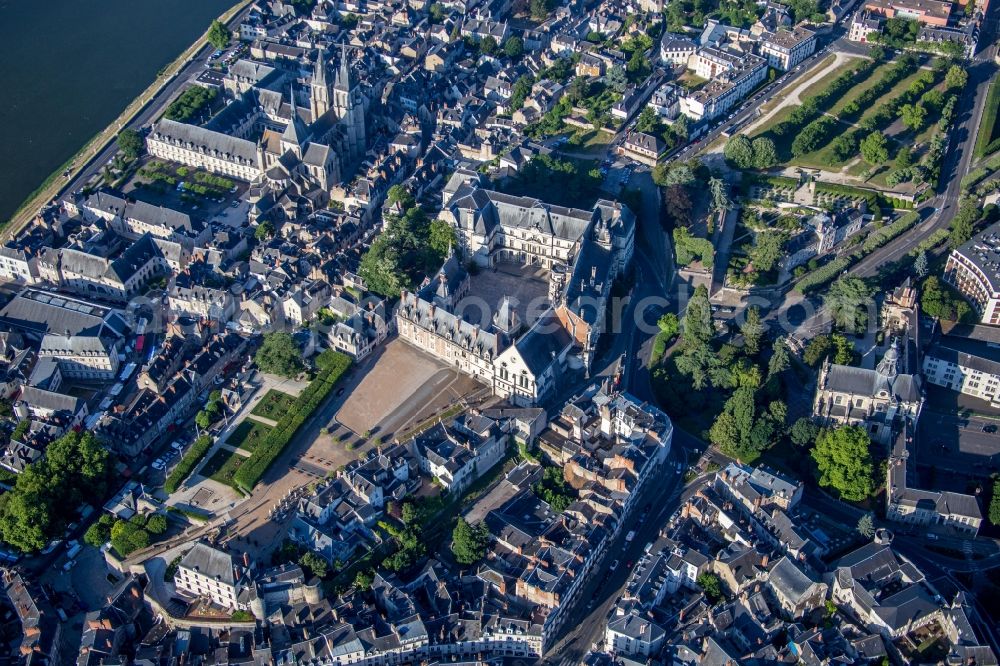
[[0, 0, 237, 223]]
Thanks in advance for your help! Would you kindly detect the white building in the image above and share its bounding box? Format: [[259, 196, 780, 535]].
[[680, 48, 768, 121], [759, 26, 817, 71], [943, 222, 1000, 326], [174, 541, 250, 610]]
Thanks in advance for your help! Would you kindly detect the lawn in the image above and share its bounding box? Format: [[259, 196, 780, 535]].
[[251, 389, 297, 421], [857, 68, 930, 126], [753, 53, 838, 116], [228, 419, 273, 452], [795, 56, 862, 102], [200, 448, 247, 487], [677, 71, 709, 91], [827, 60, 896, 115]]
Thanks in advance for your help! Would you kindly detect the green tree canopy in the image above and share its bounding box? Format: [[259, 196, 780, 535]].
[[945, 64, 968, 91], [825, 276, 874, 334], [451, 518, 491, 565], [811, 426, 875, 502], [789, 417, 820, 447], [697, 572, 723, 602], [724, 134, 754, 169], [255, 332, 304, 378], [504, 36, 524, 58], [750, 136, 778, 169], [860, 132, 889, 165], [207, 20, 231, 50], [117, 128, 144, 160], [0, 431, 112, 552]]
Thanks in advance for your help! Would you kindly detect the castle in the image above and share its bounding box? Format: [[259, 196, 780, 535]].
[[397, 176, 635, 406]]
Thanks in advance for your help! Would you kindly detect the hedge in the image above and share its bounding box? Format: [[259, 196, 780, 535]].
[[164, 435, 214, 494], [233, 351, 352, 490], [837, 56, 919, 123], [975, 80, 1000, 159], [861, 212, 920, 253], [796, 253, 858, 293]]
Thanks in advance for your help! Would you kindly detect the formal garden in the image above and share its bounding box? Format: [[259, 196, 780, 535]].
[[738, 50, 966, 192]]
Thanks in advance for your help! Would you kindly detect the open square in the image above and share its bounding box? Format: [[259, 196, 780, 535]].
[[336, 339, 455, 436]]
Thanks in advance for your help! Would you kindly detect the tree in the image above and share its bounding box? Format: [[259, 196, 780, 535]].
[[657, 313, 680, 340], [811, 426, 875, 502], [748, 231, 785, 275], [724, 134, 754, 169], [825, 276, 874, 334], [740, 307, 765, 355], [255, 332, 304, 378], [860, 132, 889, 165], [606, 65, 627, 93], [899, 103, 927, 131], [530, 0, 555, 19], [856, 513, 875, 538], [709, 177, 730, 213], [255, 220, 275, 240], [0, 431, 112, 552], [117, 128, 144, 160], [830, 134, 859, 162], [664, 184, 693, 227], [945, 64, 968, 91], [387, 184, 415, 209], [949, 197, 982, 249], [401, 502, 419, 525], [751, 136, 778, 169], [789, 417, 819, 447], [354, 570, 374, 591], [451, 518, 490, 565], [990, 480, 1000, 526], [682, 285, 714, 349], [655, 163, 696, 187], [299, 551, 329, 578], [146, 514, 168, 535], [110, 519, 151, 557], [510, 75, 533, 111], [480, 35, 498, 55], [697, 572, 723, 602], [768, 338, 791, 379], [428, 218, 457, 259], [895, 146, 913, 170], [428, 2, 445, 21], [84, 514, 115, 547], [503, 36, 524, 59], [913, 250, 929, 278], [207, 20, 231, 50], [635, 107, 664, 135]]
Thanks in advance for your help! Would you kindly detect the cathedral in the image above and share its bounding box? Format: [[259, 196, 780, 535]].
[[146, 45, 366, 222], [249, 45, 367, 221]]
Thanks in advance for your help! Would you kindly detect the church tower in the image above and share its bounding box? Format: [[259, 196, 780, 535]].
[[310, 48, 330, 119], [334, 44, 366, 162]]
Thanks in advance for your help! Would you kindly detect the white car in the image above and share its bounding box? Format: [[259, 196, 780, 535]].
[[609, 559, 619, 571], [151, 460, 165, 470]]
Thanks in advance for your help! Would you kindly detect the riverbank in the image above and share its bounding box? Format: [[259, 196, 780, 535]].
[[2, 0, 252, 240]]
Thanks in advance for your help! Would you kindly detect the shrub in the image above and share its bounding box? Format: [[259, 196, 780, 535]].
[[233, 352, 352, 490], [164, 436, 213, 494]]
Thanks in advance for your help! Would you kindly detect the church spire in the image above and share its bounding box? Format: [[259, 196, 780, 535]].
[[282, 84, 309, 148], [335, 43, 351, 92], [314, 47, 327, 89]]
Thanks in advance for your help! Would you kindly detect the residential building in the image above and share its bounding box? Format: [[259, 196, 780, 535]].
[[944, 221, 1000, 325], [759, 26, 817, 71], [174, 541, 251, 610]]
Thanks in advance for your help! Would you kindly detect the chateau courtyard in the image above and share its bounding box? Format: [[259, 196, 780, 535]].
[[459, 261, 551, 330]]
